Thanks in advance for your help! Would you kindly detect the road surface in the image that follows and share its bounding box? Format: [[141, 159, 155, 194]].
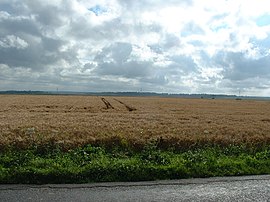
[[1, 175, 270, 202]]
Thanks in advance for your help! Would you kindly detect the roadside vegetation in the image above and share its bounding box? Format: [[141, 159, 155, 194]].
[[0, 95, 270, 183], [1, 142, 270, 184]]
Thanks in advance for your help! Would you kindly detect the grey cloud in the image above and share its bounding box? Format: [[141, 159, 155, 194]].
[[92, 42, 171, 86], [96, 60, 151, 78], [0, 3, 14, 14], [102, 42, 132, 64], [94, 42, 132, 63], [140, 75, 169, 85], [68, 17, 130, 40], [220, 77, 270, 95], [0, 14, 41, 36], [68, 16, 162, 42], [169, 54, 198, 72], [83, 63, 96, 71], [0, 35, 28, 49], [0, 44, 49, 70], [42, 37, 64, 52], [0, 33, 69, 70], [93, 42, 151, 78], [219, 52, 270, 81], [133, 23, 163, 35], [0, 2, 76, 71], [0, 0, 269, 95], [148, 34, 181, 54], [25, 2, 65, 27], [163, 34, 181, 49], [148, 44, 163, 54], [0, 1, 30, 16]]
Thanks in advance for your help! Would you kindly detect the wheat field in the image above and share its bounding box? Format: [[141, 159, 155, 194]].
[[1, 95, 270, 150]]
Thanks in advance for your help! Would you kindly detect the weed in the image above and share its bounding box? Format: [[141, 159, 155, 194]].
[[0, 144, 270, 184]]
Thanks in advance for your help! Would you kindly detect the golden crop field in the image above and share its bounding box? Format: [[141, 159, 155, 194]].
[[1, 95, 270, 150]]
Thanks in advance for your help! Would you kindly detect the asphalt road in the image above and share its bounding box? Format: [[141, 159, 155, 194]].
[[1, 175, 270, 202]]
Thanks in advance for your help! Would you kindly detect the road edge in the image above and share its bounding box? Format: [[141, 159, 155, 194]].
[[1, 175, 270, 190]]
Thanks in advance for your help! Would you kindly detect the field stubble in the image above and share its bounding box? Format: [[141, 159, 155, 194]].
[[0, 95, 270, 150]]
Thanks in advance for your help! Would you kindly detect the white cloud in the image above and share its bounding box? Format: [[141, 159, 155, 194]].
[[0, 35, 28, 49], [0, 0, 270, 95]]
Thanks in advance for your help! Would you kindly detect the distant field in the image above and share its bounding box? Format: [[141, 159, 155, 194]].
[[1, 95, 270, 150]]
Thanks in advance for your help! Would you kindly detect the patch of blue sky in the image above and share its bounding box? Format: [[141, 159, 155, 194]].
[[189, 40, 204, 47], [211, 24, 228, 32], [88, 5, 107, 16], [256, 15, 270, 27], [252, 36, 270, 51], [0, 3, 14, 14]]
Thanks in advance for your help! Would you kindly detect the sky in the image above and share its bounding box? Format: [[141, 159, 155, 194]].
[[0, 0, 270, 96]]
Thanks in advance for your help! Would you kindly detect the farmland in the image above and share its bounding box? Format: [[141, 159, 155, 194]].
[[1, 95, 270, 183], [0, 95, 270, 150]]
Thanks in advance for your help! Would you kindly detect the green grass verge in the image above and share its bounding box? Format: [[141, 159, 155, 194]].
[[1, 144, 270, 184]]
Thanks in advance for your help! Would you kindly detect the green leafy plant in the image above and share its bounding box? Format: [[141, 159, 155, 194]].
[[0, 144, 270, 184]]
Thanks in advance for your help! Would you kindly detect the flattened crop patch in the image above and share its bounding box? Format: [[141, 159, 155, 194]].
[[114, 98, 136, 111], [101, 98, 114, 109]]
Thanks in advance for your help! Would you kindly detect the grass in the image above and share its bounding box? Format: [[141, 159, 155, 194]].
[[1, 143, 270, 184]]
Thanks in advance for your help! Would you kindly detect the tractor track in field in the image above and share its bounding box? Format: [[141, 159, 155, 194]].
[[114, 99, 136, 111], [101, 98, 114, 109]]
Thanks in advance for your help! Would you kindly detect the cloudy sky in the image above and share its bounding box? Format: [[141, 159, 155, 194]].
[[0, 0, 270, 96]]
